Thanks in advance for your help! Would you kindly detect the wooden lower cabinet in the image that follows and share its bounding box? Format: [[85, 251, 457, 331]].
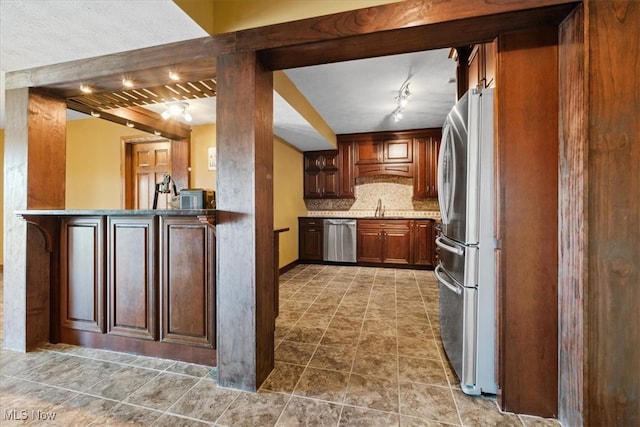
[[357, 219, 412, 265], [60, 216, 106, 333], [299, 218, 324, 261], [59, 214, 216, 365], [412, 219, 438, 267], [107, 216, 157, 340], [299, 217, 437, 268], [160, 216, 215, 348]]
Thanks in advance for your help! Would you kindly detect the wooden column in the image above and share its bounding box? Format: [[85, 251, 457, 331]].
[[559, 3, 640, 426], [3, 88, 66, 350], [496, 28, 559, 417], [215, 51, 275, 391]]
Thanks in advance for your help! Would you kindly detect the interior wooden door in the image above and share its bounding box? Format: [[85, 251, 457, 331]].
[[124, 139, 172, 209]]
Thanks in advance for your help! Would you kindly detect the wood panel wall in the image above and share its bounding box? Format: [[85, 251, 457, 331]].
[[496, 28, 559, 417], [216, 51, 275, 391], [559, 2, 640, 426], [3, 89, 66, 351], [558, 5, 586, 426]]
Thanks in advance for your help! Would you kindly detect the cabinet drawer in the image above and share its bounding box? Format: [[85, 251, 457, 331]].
[[299, 218, 324, 228]]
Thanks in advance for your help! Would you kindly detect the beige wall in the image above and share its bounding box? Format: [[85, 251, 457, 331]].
[[190, 124, 217, 190], [64, 118, 305, 268], [176, 0, 402, 35], [66, 119, 220, 208], [273, 136, 305, 268], [66, 118, 130, 209]]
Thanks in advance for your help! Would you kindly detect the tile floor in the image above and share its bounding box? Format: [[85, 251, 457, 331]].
[[0, 264, 562, 426]]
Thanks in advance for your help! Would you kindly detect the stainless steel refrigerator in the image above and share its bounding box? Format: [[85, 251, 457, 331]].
[[435, 88, 497, 396]]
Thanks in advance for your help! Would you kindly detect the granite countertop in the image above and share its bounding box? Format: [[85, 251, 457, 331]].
[[304, 210, 441, 220], [16, 209, 217, 217]]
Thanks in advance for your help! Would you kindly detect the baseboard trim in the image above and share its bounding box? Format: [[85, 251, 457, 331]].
[[279, 260, 299, 275]]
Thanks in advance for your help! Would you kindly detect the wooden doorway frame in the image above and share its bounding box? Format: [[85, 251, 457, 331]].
[[121, 135, 191, 209]]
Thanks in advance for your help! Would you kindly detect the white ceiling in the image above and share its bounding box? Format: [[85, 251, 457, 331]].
[[0, 0, 456, 151]]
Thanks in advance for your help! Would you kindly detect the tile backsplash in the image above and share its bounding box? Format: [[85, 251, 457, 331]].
[[305, 176, 440, 218]]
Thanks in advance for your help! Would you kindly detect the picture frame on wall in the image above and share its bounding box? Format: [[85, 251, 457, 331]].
[[208, 147, 216, 170]]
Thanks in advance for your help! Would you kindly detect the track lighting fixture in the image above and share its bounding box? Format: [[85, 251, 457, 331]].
[[161, 101, 192, 122], [391, 81, 412, 122]]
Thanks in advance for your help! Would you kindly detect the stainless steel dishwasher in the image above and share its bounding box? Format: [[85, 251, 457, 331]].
[[323, 219, 357, 263]]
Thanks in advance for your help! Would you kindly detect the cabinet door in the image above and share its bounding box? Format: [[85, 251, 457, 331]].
[[338, 141, 355, 198], [412, 220, 436, 267], [304, 170, 323, 199], [484, 39, 497, 88], [322, 151, 339, 170], [107, 216, 157, 340], [357, 226, 383, 263], [413, 134, 441, 199], [355, 140, 383, 164], [468, 45, 481, 91], [60, 216, 105, 333], [160, 217, 215, 348], [322, 169, 340, 198], [384, 138, 412, 163], [304, 152, 325, 171], [299, 219, 324, 261], [381, 222, 412, 265]]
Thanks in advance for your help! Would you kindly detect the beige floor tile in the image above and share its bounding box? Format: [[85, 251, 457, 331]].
[[344, 372, 400, 413], [276, 396, 342, 427], [293, 367, 349, 403], [216, 390, 288, 427], [124, 372, 199, 411], [168, 378, 239, 423], [399, 382, 459, 424], [339, 405, 400, 426], [0, 266, 561, 427], [260, 362, 306, 394]]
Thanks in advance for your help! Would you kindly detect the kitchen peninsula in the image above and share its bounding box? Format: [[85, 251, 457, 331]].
[[17, 209, 217, 366]]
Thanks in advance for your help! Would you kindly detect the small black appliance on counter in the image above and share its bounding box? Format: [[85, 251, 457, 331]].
[[179, 189, 215, 209]]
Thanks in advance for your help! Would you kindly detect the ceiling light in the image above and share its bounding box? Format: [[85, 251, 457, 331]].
[[90, 110, 101, 118], [80, 84, 92, 94], [391, 81, 412, 122], [161, 101, 192, 122], [154, 130, 162, 136], [392, 108, 404, 123], [122, 78, 134, 88], [395, 82, 412, 108], [126, 121, 134, 128], [169, 71, 180, 81]]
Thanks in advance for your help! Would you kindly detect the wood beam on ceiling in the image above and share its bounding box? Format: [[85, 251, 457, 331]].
[[258, 4, 578, 70], [236, 0, 579, 51], [67, 100, 191, 140], [5, 35, 230, 93]]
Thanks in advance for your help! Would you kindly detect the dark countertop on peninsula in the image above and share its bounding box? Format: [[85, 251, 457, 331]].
[[16, 209, 218, 217]]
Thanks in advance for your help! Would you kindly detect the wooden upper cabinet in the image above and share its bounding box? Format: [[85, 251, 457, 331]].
[[354, 138, 383, 164], [338, 141, 355, 198], [413, 131, 441, 199], [303, 147, 353, 199], [484, 38, 497, 88], [335, 129, 440, 187], [384, 138, 412, 163], [467, 38, 498, 91]]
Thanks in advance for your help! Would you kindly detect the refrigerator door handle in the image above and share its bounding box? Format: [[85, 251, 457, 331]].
[[438, 123, 456, 225], [435, 265, 462, 295], [436, 236, 464, 256]]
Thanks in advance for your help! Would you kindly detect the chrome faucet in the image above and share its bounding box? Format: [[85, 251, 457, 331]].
[[375, 198, 384, 217]]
